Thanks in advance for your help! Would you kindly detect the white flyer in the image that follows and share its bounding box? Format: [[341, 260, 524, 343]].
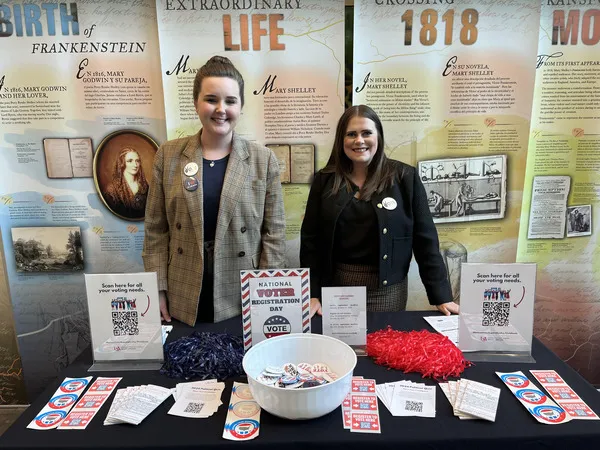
[[423, 315, 459, 345], [458, 263, 536, 354], [454, 379, 500, 422], [168, 383, 225, 418], [84, 273, 163, 363], [322, 286, 367, 347]]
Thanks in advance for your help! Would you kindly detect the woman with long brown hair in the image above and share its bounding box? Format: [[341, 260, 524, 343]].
[[105, 147, 149, 220], [301, 105, 458, 317]]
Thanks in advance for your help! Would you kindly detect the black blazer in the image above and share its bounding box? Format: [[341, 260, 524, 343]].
[[300, 160, 452, 306]]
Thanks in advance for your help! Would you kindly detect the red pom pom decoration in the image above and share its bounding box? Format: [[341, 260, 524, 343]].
[[366, 327, 472, 380]]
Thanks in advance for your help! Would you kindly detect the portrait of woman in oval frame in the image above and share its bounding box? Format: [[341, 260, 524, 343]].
[[94, 130, 159, 221]]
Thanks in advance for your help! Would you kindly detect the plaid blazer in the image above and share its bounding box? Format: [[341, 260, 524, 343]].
[[143, 131, 286, 325]]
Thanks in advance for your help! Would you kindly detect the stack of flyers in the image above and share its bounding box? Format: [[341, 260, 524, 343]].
[[497, 371, 571, 425], [168, 380, 225, 418], [376, 381, 436, 417], [342, 377, 381, 433], [59, 377, 122, 430], [530, 370, 599, 420], [223, 383, 261, 441], [27, 377, 93, 430], [439, 379, 500, 422], [104, 384, 171, 425]]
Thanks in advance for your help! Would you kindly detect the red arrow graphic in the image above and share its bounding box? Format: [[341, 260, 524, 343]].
[[141, 295, 150, 316], [513, 286, 526, 308]]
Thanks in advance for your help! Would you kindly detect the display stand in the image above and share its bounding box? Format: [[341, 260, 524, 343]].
[[240, 268, 311, 351], [84, 273, 164, 372], [458, 263, 537, 363], [321, 286, 367, 356]]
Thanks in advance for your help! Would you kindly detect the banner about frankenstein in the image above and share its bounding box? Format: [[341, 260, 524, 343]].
[[155, 0, 346, 256], [353, 0, 540, 309], [0, 0, 166, 400], [517, 2, 600, 384]]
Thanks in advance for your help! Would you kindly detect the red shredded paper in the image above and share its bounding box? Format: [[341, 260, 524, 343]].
[[366, 327, 472, 380]]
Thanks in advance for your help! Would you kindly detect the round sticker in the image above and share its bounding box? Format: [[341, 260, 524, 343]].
[[500, 373, 529, 388], [382, 197, 397, 210], [34, 410, 67, 428], [183, 162, 199, 177], [263, 315, 291, 338], [232, 384, 254, 400], [60, 378, 89, 393], [48, 394, 78, 409], [184, 176, 199, 191], [516, 389, 547, 405], [226, 419, 260, 439], [232, 401, 261, 418], [529, 405, 568, 424]]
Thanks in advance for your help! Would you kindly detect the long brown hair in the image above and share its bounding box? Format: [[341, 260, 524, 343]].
[[192, 55, 245, 106], [109, 147, 149, 208], [323, 105, 397, 201]]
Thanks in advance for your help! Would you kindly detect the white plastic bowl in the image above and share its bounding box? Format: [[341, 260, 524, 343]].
[[242, 333, 357, 420]]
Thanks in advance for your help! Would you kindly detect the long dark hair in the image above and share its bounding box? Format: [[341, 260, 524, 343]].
[[192, 55, 245, 106], [323, 105, 397, 201]]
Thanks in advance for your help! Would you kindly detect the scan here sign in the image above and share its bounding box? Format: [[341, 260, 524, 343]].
[[240, 269, 310, 351]]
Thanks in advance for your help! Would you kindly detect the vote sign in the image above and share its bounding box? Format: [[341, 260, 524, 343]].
[[240, 269, 311, 351]]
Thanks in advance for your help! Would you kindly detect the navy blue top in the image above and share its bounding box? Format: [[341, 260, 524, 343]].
[[202, 155, 229, 242]]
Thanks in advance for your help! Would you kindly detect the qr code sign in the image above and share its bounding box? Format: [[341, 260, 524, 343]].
[[183, 402, 204, 414], [405, 401, 423, 413], [112, 311, 139, 336], [482, 301, 510, 326]]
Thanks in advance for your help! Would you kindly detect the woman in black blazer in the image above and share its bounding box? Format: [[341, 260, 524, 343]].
[[300, 105, 458, 317]]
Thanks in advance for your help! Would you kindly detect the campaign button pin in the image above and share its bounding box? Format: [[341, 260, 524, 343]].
[[184, 177, 199, 191], [382, 197, 397, 210], [184, 162, 198, 177]]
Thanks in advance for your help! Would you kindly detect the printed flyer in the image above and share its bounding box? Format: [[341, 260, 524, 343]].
[[353, 0, 540, 308], [155, 0, 346, 258], [516, 2, 600, 384], [458, 263, 536, 355], [0, 0, 166, 399], [84, 273, 162, 363], [240, 269, 310, 350]]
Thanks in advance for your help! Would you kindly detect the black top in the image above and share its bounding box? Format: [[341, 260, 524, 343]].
[[333, 195, 379, 265], [202, 155, 229, 242], [301, 160, 452, 305]]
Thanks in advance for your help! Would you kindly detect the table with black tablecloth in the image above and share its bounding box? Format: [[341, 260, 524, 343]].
[[2, 311, 600, 450]]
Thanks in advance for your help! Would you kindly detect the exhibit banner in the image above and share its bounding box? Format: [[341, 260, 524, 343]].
[[155, 0, 346, 255], [516, 2, 600, 384], [458, 263, 536, 361], [353, 0, 540, 308], [0, 0, 166, 399]]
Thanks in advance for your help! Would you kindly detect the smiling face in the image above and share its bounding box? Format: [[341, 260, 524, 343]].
[[124, 151, 140, 176], [194, 76, 242, 140], [343, 116, 379, 169]]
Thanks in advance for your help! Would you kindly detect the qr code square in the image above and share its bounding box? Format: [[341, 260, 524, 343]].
[[183, 402, 204, 414], [112, 311, 139, 336], [482, 301, 510, 326], [405, 400, 423, 413]]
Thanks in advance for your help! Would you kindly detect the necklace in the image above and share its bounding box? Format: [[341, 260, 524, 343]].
[[209, 161, 215, 168]]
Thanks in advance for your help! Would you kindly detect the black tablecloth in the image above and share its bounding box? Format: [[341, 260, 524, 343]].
[[2, 311, 600, 450]]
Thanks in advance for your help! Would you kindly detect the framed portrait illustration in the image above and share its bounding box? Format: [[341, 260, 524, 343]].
[[93, 130, 159, 221]]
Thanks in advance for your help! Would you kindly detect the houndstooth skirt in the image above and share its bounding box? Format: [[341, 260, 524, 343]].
[[333, 263, 408, 312]]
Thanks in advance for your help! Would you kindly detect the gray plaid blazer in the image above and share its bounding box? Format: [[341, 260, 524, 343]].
[[143, 131, 286, 325]]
